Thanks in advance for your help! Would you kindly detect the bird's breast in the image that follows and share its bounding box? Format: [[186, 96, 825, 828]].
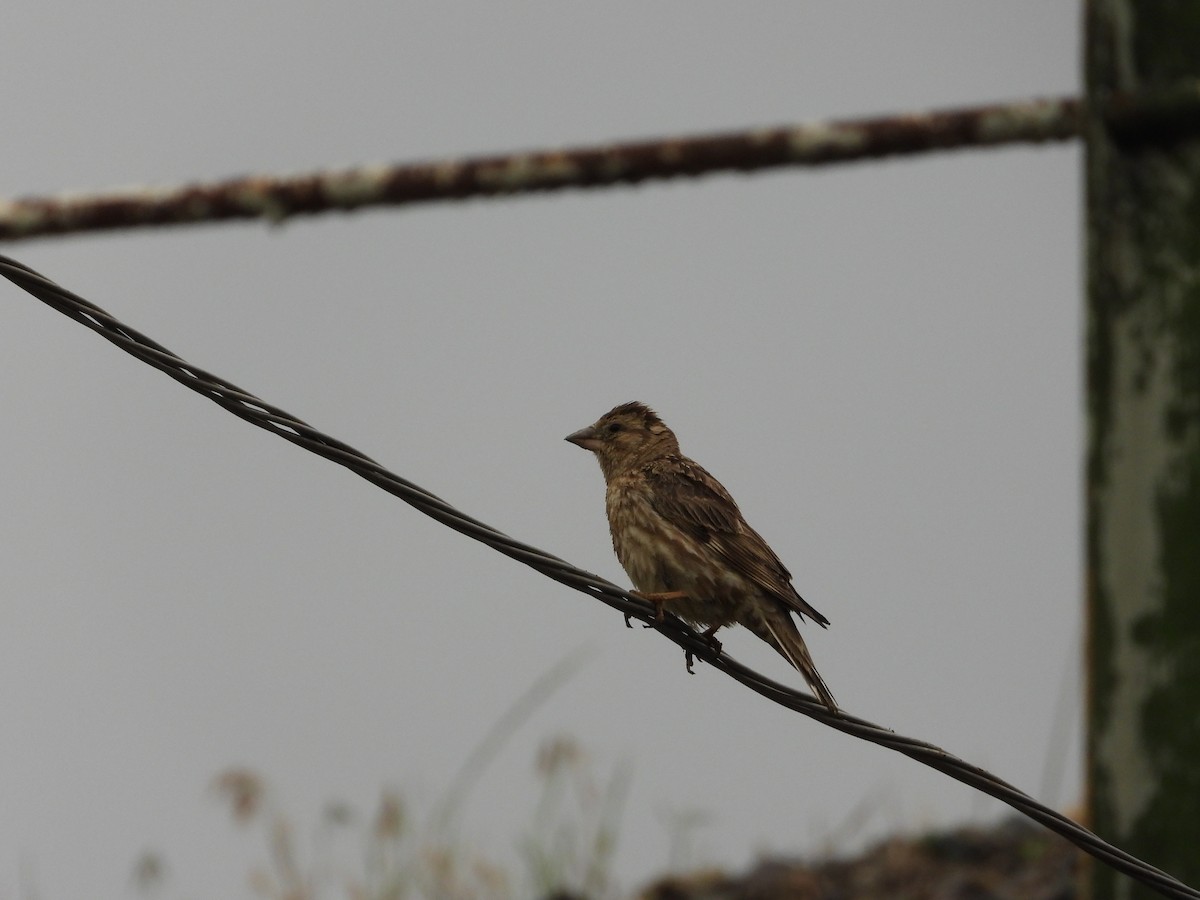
[[605, 484, 674, 591], [604, 478, 746, 627]]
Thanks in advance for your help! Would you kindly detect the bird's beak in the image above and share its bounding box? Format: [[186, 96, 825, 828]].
[[565, 425, 603, 452]]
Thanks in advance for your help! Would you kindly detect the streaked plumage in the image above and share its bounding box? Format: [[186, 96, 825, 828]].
[[566, 401, 837, 711]]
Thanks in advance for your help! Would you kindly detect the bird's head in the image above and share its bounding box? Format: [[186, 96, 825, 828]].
[[565, 401, 680, 480]]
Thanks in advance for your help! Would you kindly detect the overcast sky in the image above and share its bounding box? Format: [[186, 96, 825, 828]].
[[2, 3, 1081, 897]]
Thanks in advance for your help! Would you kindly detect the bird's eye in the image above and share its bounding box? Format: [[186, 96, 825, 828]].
[[606, 422, 623, 434]]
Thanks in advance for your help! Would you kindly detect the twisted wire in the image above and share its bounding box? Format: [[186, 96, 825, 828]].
[[1, 254, 1195, 899]]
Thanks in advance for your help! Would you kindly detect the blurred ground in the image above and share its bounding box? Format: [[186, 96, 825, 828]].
[[637, 818, 1079, 900]]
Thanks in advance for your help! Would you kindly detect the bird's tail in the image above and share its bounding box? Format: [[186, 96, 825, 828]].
[[752, 607, 838, 712]]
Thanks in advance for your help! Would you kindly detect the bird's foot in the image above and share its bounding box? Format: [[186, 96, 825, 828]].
[[630, 590, 689, 623], [700, 625, 724, 655], [682, 626, 723, 674], [623, 613, 634, 628]]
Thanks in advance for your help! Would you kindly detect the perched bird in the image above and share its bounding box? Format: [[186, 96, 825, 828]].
[[565, 401, 837, 711]]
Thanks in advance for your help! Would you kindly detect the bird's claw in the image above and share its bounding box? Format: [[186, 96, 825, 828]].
[[682, 627, 722, 674], [630, 590, 688, 624], [701, 626, 723, 655]]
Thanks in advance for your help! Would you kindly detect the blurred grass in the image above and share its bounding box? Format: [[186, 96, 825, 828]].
[[150, 650, 653, 900]]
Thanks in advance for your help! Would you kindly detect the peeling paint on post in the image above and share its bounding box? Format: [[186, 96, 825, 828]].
[[1086, 3, 1200, 898]]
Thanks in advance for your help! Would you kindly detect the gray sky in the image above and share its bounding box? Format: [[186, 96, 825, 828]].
[[2, 3, 1081, 897]]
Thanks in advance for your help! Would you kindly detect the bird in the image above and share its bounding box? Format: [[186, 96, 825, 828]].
[[565, 401, 837, 711]]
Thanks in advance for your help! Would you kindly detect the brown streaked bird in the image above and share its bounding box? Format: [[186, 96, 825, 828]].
[[566, 401, 837, 711]]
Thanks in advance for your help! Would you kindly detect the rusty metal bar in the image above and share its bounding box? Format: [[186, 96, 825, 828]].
[[0, 96, 1081, 242]]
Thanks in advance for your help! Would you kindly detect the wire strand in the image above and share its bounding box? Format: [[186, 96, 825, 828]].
[[1, 254, 1195, 899]]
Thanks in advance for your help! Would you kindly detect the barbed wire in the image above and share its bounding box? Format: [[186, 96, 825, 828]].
[[0, 96, 1080, 243], [1, 253, 1196, 900]]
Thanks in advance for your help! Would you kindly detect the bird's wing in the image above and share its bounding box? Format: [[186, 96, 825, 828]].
[[643, 458, 830, 627]]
